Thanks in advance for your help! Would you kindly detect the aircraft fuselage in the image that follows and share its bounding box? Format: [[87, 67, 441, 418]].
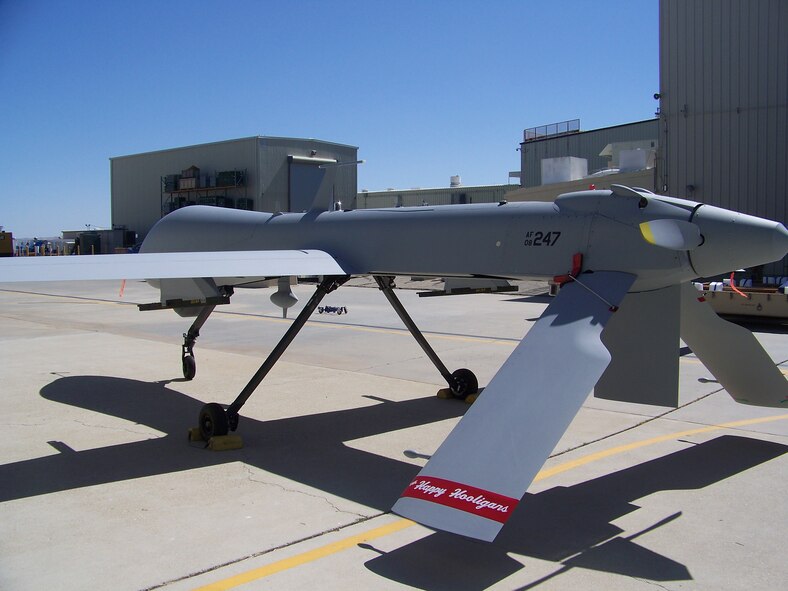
[[141, 189, 787, 292]]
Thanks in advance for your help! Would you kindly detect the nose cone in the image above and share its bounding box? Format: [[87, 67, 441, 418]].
[[776, 222, 788, 258], [689, 205, 788, 277]]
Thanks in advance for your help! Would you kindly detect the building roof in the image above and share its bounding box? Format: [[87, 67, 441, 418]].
[[519, 119, 658, 146], [110, 136, 358, 160]]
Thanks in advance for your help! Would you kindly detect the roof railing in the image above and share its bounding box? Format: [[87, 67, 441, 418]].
[[523, 119, 581, 142]]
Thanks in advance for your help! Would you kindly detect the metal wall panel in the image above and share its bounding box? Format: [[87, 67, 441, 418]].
[[257, 137, 358, 213], [519, 120, 659, 188], [111, 137, 358, 238], [659, 0, 787, 274], [110, 137, 259, 239], [659, 0, 787, 217]]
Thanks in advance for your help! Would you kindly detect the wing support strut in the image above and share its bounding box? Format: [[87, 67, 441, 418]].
[[196, 275, 348, 440], [212, 275, 349, 434], [374, 275, 479, 399]]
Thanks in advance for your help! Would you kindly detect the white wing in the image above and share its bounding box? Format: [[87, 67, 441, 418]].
[[0, 250, 347, 282]]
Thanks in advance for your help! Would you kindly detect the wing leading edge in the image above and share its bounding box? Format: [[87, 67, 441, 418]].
[[0, 250, 348, 283], [392, 271, 636, 541]]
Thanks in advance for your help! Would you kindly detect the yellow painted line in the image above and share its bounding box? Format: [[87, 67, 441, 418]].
[[193, 412, 788, 590], [191, 518, 415, 591], [534, 413, 788, 482]]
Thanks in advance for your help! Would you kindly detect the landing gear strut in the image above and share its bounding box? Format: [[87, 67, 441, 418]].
[[374, 275, 478, 400], [181, 305, 215, 381], [197, 276, 349, 439], [194, 274, 478, 442]]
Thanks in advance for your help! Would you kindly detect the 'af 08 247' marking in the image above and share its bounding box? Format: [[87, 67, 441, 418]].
[[524, 231, 560, 246]]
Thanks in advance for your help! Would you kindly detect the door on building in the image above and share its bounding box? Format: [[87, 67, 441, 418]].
[[288, 156, 336, 212]]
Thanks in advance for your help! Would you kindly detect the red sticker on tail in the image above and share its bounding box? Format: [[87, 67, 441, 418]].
[[401, 476, 519, 523]]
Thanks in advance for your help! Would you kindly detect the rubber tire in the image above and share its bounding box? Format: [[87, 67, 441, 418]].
[[182, 355, 196, 381], [450, 368, 478, 400], [199, 403, 229, 440]]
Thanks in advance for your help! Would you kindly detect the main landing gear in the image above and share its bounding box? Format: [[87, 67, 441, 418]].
[[191, 274, 479, 443], [374, 276, 478, 400], [195, 276, 349, 441]]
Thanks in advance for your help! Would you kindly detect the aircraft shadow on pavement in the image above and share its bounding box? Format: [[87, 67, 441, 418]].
[[503, 295, 552, 305], [2, 376, 785, 590], [0, 375, 467, 509], [364, 434, 787, 590]]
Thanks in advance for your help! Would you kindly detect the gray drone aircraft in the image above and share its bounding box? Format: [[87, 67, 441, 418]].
[[2, 184, 787, 542]]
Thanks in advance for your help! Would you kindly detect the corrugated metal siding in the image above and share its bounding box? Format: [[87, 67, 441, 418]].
[[257, 138, 358, 213], [110, 137, 259, 238], [659, 0, 787, 274], [520, 120, 658, 188], [111, 137, 358, 238], [659, 0, 787, 218]]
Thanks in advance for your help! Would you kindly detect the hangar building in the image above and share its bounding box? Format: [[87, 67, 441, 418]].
[[111, 136, 358, 239], [658, 0, 787, 275], [518, 119, 659, 189], [359, 119, 659, 210]]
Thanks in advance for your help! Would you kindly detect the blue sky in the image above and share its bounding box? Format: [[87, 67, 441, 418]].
[[0, 0, 658, 237]]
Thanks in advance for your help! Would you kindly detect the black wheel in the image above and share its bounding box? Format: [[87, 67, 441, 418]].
[[450, 368, 478, 400], [227, 411, 240, 432], [199, 403, 229, 440], [182, 355, 196, 381]]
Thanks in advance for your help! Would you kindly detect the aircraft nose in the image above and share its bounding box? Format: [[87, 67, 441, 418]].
[[689, 205, 788, 277], [775, 223, 788, 259]]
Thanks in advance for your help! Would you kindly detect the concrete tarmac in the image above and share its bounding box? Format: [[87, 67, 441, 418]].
[[0, 279, 786, 591]]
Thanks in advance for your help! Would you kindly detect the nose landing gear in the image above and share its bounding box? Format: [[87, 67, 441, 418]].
[[180, 304, 216, 381]]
